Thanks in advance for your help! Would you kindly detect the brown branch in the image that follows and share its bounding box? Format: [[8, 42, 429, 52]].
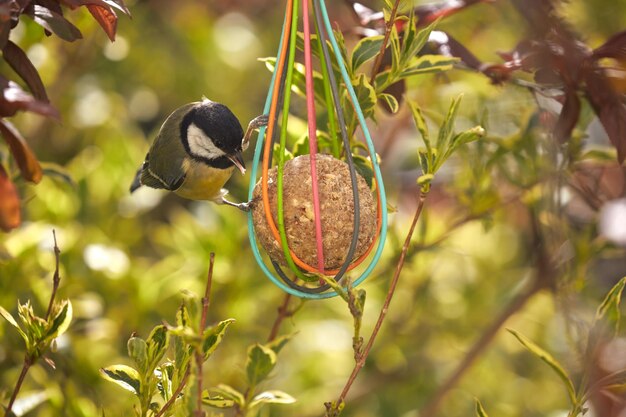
[[327, 190, 428, 415], [267, 293, 293, 343], [369, 0, 402, 86], [155, 367, 191, 417], [5, 356, 33, 416]]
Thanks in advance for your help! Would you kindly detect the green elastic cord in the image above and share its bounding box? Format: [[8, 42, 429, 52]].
[[276, 0, 310, 282]]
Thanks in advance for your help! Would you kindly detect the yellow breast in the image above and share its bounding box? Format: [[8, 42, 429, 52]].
[[174, 159, 235, 201]]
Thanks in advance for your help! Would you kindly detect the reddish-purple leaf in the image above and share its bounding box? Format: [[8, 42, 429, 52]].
[[2, 40, 48, 101], [60, 0, 130, 16], [26, 4, 82, 42], [585, 70, 626, 163], [0, 76, 59, 118], [553, 89, 581, 143], [86, 4, 117, 41], [0, 163, 21, 232], [415, 0, 494, 28], [0, 119, 42, 183], [592, 30, 626, 61]]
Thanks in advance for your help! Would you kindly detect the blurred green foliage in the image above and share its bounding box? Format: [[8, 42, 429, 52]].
[[1, 1, 626, 417]]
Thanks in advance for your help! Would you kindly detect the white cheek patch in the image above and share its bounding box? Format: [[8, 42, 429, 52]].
[[187, 124, 226, 160]]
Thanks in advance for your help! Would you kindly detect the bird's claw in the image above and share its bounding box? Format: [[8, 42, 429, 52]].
[[221, 198, 252, 212], [242, 114, 269, 151]]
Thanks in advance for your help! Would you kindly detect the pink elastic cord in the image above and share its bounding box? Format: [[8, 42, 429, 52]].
[[303, 0, 325, 274]]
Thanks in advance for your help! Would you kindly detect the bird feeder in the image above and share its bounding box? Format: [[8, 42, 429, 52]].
[[247, 0, 388, 299]]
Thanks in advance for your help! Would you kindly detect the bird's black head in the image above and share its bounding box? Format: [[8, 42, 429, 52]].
[[180, 100, 245, 170]]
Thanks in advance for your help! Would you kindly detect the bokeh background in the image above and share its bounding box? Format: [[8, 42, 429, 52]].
[[1, 1, 625, 416]]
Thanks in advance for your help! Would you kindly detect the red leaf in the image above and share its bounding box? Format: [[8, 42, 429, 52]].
[[60, 0, 130, 16], [2, 40, 48, 101], [86, 4, 117, 41], [0, 75, 59, 118], [592, 30, 626, 61], [0, 164, 21, 232], [0, 118, 42, 183], [585, 71, 626, 163], [26, 4, 83, 42], [553, 89, 581, 143]]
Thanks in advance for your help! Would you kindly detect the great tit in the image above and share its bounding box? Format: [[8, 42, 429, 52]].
[[130, 99, 267, 211]]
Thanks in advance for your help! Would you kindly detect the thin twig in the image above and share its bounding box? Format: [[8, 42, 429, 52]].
[[46, 230, 61, 320], [7, 230, 63, 415], [267, 293, 293, 343], [155, 367, 191, 417], [195, 253, 215, 417], [369, 0, 402, 86], [5, 356, 33, 416], [328, 190, 428, 413]]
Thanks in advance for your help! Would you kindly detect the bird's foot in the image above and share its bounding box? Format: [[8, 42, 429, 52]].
[[221, 197, 252, 212], [242, 114, 270, 151]]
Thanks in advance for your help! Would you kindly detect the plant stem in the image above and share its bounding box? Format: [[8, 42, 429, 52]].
[[195, 253, 215, 417], [267, 293, 293, 343], [155, 367, 190, 417], [7, 230, 62, 415], [5, 356, 32, 416], [45, 230, 61, 320], [329, 190, 428, 412], [369, 0, 402, 86]]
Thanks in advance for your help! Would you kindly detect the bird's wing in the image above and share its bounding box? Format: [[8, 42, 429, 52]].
[[141, 103, 197, 191]]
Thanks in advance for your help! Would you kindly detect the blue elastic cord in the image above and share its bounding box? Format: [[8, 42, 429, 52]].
[[247, 0, 388, 299]]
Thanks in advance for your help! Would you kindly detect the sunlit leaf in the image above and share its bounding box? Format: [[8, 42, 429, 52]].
[[0, 119, 42, 183], [60, 0, 130, 16], [249, 390, 296, 408], [146, 325, 169, 371], [45, 300, 72, 340], [10, 390, 50, 417], [100, 365, 141, 395], [595, 276, 626, 335], [86, 5, 117, 41], [0, 305, 27, 341], [0, 77, 59, 118], [246, 343, 277, 387], [202, 318, 234, 360], [507, 328, 577, 406], [202, 392, 235, 409], [378, 93, 399, 113], [265, 333, 296, 355], [475, 398, 489, 417], [207, 384, 244, 406], [400, 55, 457, 78], [127, 336, 148, 372]]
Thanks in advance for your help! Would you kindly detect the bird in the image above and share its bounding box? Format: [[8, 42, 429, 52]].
[[129, 99, 268, 211]]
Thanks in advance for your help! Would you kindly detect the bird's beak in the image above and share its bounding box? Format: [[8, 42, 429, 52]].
[[228, 151, 246, 175]]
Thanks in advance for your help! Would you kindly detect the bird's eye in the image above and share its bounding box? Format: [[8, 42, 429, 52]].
[[214, 139, 223, 148]]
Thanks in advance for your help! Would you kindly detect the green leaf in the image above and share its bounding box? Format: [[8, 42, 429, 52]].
[[202, 318, 235, 360], [249, 390, 296, 408], [176, 301, 191, 328], [475, 398, 489, 417], [208, 384, 245, 407], [100, 365, 141, 395], [246, 343, 277, 387], [507, 329, 577, 405], [127, 336, 148, 373], [389, 25, 401, 75], [408, 100, 432, 160], [260, 57, 326, 104], [595, 276, 626, 335], [202, 392, 235, 409], [44, 299, 72, 341], [146, 325, 169, 372], [436, 95, 463, 153], [349, 73, 378, 119], [40, 162, 75, 186], [417, 173, 434, 186], [0, 305, 27, 341], [400, 18, 440, 67], [400, 55, 458, 78], [265, 333, 296, 355], [351, 35, 384, 73], [378, 93, 399, 114]]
